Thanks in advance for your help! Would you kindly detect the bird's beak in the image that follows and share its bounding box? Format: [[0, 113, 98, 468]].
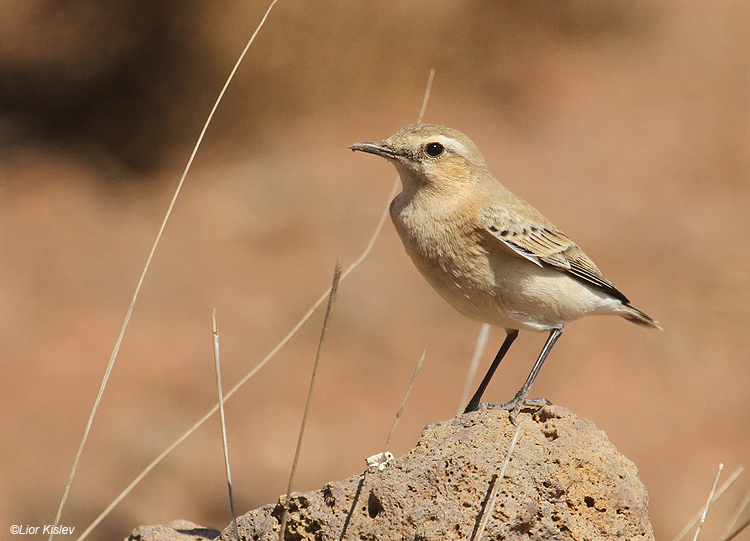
[[349, 141, 397, 159]]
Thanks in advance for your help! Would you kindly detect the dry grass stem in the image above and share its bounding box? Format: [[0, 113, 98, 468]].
[[458, 323, 491, 415], [672, 465, 744, 541], [470, 474, 498, 541], [384, 350, 426, 452], [721, 483, 750, 540], [213, 310, 240, 541], [722, 514, 750, 541], [417, 69, 436, 123], [692, 463, 723, 541], [279, 261, 342, 541], [63, 2, 282, 538], [472, 422, 523, 540]]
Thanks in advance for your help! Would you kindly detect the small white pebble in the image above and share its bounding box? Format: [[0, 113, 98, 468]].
[[366, 451, 394, 472]]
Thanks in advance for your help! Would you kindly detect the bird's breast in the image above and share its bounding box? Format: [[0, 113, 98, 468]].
[[389, 194, 509, 323]]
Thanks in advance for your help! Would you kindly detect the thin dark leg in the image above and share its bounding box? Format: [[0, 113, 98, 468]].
[[463, 330, 518, 414], [502, 327, 563, 424]]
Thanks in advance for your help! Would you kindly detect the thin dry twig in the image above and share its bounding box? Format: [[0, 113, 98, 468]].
[[458, 323, 491, 415], [472, 422, 523, 540], [279, 261, 342, 540], [672, 465, 745, 541], [213, 310, 240, 541], [384, 350, 426, 452]]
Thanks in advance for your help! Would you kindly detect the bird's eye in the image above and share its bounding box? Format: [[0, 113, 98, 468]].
[[424, 142, 445, 158]]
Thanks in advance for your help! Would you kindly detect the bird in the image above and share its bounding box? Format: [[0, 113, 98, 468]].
[[349, 123, 661, 423]]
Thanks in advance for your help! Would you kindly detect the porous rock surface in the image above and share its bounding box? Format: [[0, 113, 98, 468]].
[[128, 405, 654, 541]]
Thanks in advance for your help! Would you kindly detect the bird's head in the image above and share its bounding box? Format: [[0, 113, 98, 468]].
[[350, 124, 490, 194]]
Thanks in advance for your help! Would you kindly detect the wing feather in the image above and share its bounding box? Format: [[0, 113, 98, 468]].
[[482, 206, 629, 303]]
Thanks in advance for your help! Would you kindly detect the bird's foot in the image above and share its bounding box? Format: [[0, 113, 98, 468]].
[[478, 393, 551, 424]]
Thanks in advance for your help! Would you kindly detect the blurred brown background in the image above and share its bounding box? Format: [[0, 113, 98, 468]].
[[1, 1, 749, 539]]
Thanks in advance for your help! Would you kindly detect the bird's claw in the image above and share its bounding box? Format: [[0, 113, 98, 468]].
[[478, 395, 551, 424]]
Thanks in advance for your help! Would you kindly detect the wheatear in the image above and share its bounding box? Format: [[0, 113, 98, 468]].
[[350, 124, 660, 423]]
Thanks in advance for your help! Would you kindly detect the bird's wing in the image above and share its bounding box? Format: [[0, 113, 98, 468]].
[[481, 206, 629, 303]]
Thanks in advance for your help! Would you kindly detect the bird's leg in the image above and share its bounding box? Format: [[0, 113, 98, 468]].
[[485, 327, 563, 424], [463, 330, 518, 414]]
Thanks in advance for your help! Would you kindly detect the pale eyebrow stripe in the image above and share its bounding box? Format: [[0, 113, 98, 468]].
[[432, 135, 466, 154]]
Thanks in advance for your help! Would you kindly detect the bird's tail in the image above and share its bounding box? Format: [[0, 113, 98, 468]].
[[621, 304, 662, 330]]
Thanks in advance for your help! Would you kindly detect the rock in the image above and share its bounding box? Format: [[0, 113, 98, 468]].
[[129, 406, 654, 541], [128, 520, 220, 541]]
